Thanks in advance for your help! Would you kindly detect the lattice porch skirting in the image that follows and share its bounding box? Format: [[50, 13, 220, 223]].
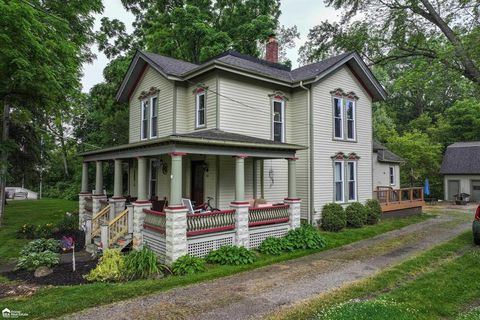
[[249, 223, 290, 248], [187, 231, 236, 257]]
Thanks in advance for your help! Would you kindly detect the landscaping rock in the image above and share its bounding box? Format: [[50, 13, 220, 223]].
[[34, 266, 53, 278]]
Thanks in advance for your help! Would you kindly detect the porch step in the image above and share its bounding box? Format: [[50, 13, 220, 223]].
[[93, 236, 101, 247], [85, 243, 98, 254], [110, 233, 133, 251]]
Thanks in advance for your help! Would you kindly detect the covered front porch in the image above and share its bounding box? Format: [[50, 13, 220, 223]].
[[78, 130, 305, 263]]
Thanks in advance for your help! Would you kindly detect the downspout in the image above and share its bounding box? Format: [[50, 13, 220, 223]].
[[299, 81, 313, 225]]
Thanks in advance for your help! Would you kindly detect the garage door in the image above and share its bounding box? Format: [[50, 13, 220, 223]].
[[448, 180, 460, 201], [471, 180, 480, 201]]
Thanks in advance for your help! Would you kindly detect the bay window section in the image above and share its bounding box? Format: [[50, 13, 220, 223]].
[[334, 161, 344, 202], [347, 161, 357, 201], [196, 91, 205, 128], [150, 96, 158, 138], [273, 99, 285, 142], [346, 100, 355, 140], [141, 100, 149, 140], [333, 97, 343, 139]]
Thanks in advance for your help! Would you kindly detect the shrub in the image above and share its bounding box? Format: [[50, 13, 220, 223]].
[[321, 203, 346, 232], [345, 202, 368, 228], [172, 255, 206, 275], [20, 239, 60, 255], [205, 245, 256, 265], [285, 224, 327, 250], [17, 251, 60, 271], [16, 224, 36, 239], [124, 246, 160, 280], [258, 237, 294, 255], [56, 213, 78, 235], [85, 249, 125, 282], [365, 199, 382, 225], [34, 223, 56, 238]]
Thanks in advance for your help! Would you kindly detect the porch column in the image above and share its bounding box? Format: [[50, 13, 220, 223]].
[[110, 159, 126, 218], [287, 157, 297, 199], [95, 161, 103, 195], [132, 157, 151, 249], [165, 152, 188, 264], [81, 162, 89, 193], [231, 155, 249, 248]]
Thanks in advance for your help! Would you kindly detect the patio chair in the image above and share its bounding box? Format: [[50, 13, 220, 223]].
[[182, 198, 203, 214]]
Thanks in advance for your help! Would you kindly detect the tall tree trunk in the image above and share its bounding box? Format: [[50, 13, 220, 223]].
[[0, 97, 11, 226]]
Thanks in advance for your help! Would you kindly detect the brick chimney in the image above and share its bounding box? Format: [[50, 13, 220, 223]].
[[265, 34, 279, 64]]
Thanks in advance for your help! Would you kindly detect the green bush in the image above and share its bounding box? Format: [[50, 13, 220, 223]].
[[258, 237, 294, 255], [321, 203, 346, 232], [56, 213, 78, 234], [124, 247, 160, 280], [17, 251, 60, 271], [85, 249, 125, 282], [20, 239, 60, 255], [16, 223, 36, 239], [285, 224, 327, 249], [205, 245, 256, 265], [34, 223, 56, 238], [345, 202, 368, 228], [172, 255, 206, 275], [365, 199, 382, 225]]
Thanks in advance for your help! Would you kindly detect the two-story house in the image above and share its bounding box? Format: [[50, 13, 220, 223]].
[[79, 36, 388, 261]]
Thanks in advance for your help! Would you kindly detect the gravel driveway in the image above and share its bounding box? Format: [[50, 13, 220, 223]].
[[65, 209, 472, 320]]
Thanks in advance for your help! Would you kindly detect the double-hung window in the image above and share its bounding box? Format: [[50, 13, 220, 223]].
[[389, 166, 395, 185], [273, 99, 285, 142], [150, 97, 158, 138], [333, 97, 343, 139], [346, 100, 355, 140], [347, 161, 357, 201], [141, 99, 149, 140], [196, 91, 206, 128], [334, 161, 344, 202]]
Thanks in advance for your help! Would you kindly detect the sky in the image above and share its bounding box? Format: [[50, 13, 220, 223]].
[[81, 0, 340, 92]]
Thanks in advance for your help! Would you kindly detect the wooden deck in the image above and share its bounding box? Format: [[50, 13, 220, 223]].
[[374, 187, 425, 213]]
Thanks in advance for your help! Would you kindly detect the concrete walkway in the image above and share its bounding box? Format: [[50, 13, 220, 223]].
[[66, 209, 472, 320]]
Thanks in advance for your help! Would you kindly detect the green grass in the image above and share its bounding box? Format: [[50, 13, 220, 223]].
[[0, 199, 78, 263], [275, 232, 480, 320], [0, 212, 432, 319]]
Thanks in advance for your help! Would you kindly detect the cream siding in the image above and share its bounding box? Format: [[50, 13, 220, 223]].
[[372, 153, 401, 189], [444, 175, 480, 201], [128, 67, 174, 143], [311, 66, 373, 223]]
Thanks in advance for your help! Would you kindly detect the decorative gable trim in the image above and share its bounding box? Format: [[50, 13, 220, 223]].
[[268, 90, 289, 101], [331, 152, 361, 160], [192, 83, 209, 94], [138, 86, 160, 100], [329, 88, 359, 100]]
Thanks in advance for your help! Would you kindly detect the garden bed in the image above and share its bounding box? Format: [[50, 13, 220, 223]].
[[2, 259, 97, 286]]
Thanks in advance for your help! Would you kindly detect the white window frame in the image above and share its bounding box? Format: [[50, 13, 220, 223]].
[[195, 91, 206, 128], [140, 99, 149, 140], [333, 97, 344, 139], [347, 161, 357, 201], [150, 96, 158, 138], [334, 161, 345, 203], [346, 99, 356, 141], [389, 166, 395, 185], [272, 98, 285, 143]]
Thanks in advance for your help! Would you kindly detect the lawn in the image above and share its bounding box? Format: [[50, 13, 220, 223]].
[[0, 210, 432, 319], [274, 232, 480, 320], [0, 199, 78, 263]]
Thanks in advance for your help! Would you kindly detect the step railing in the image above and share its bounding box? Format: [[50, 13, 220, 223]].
[[248, 204, 290, 227], [92, 205, 111, 238], [108, 208, 129, 245]]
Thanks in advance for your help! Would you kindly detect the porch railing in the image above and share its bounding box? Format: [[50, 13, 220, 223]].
[[248, 204, 290, 227], [143, 209, 166, 235], [374, 187, 424, 212], [187, 210, 236, 236], [108, 208, 129, 245], [92, 204, 111, 237]]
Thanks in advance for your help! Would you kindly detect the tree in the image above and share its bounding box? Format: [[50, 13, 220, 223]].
[[300, 0, 480, 86]]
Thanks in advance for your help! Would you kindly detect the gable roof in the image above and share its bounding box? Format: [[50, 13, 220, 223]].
[[373, 140, 404, 163], [440, 141, 480, 175], [117, 50, 387, 102]]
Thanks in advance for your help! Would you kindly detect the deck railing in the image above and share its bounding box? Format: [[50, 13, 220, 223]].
[[143, 209, 166, 235], [108, 208, 129, 245], [374, 187, 424, 212], [248, 204, 290, 227], [187, 210, 236, 236], [92, 204, 111, 237]]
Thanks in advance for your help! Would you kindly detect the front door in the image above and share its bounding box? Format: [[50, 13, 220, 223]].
[[447, 180, 460, 201], [191, 161, 205, 206], [471, 180, 480, 201]]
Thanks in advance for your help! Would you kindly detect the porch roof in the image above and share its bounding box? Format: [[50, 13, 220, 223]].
[[80, 129, 306, 162]]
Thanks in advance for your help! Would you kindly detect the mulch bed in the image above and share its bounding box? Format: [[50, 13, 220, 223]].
[[2, 259, 97, 286]]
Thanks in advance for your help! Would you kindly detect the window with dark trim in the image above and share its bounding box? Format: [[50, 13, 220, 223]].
[[196, 91, 206, 128], [389, 166, 395, 185], [273, 99, 285, 142]]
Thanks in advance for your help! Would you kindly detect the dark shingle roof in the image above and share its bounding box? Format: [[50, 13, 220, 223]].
[[440, 142, 480, 174], [373, 140, 404, 163], [290, 53, 351, 81], [173, 129, 305, 148], [142, 51, 198, 76]]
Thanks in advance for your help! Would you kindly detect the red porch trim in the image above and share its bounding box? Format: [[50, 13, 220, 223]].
[[249, 217, 290, 227], [187, 225, 235, 237], [144, 223, 166, 234]]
